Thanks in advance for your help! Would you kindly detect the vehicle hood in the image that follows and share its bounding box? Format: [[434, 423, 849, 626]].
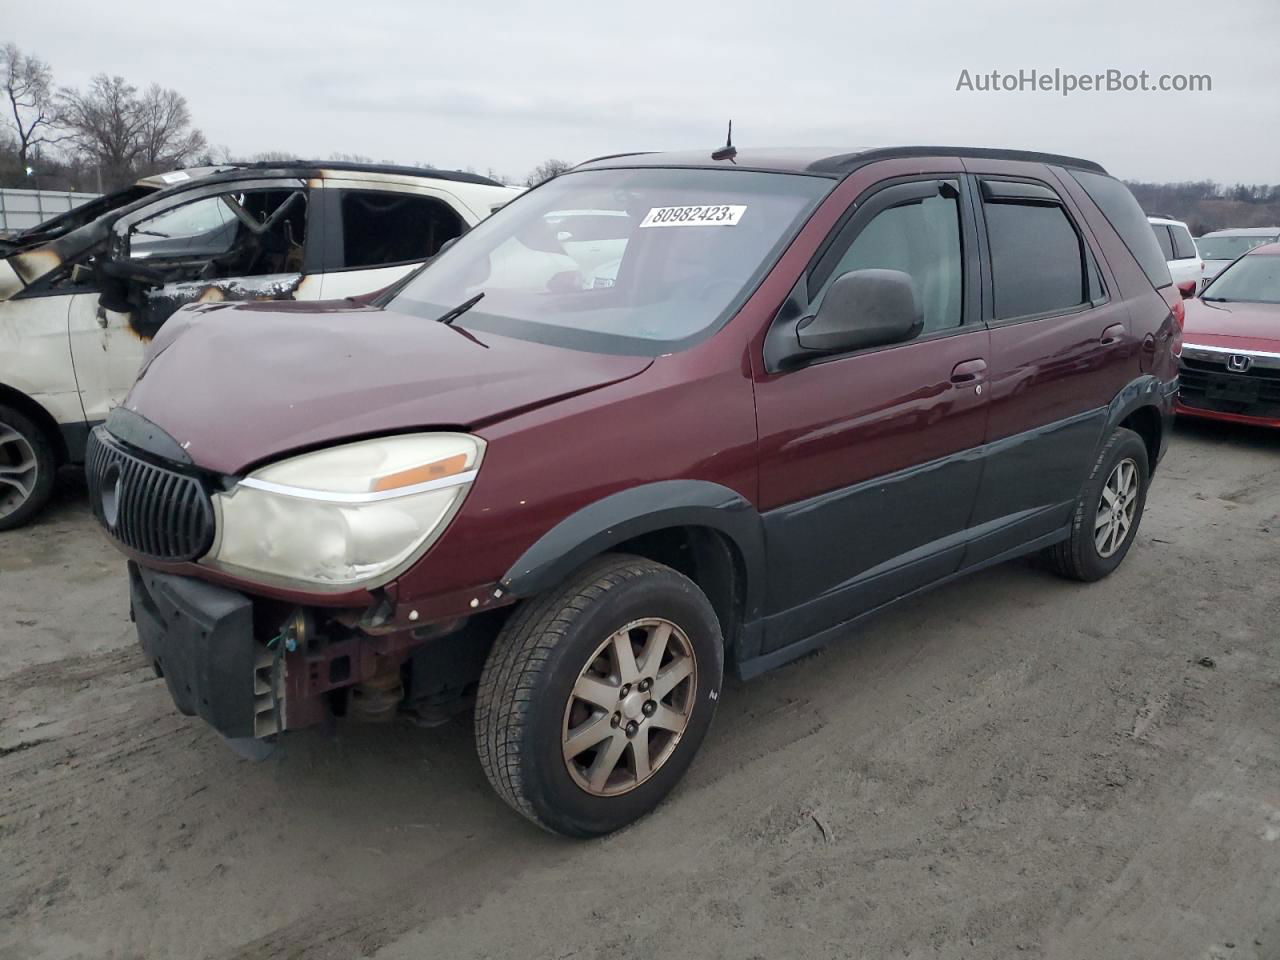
[[122, 300, 654, 474], [1183, 297, 1280, 352]]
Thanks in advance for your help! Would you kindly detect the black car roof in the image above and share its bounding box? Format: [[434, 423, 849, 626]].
[[576, 146, 1107, 178]]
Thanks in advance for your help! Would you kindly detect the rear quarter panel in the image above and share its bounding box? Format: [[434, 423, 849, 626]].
[[1050, 166, 1180, 387]]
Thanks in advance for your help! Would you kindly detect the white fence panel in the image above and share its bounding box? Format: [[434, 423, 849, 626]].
[[0, 188, 101, 234]]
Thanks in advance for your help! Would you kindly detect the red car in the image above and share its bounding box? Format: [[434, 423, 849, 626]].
[[1177, 242, 1280, 428], [85, 146, 1180, 836]]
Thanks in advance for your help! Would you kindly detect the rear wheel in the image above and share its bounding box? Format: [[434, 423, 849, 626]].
[[1044, 426, 1149, 582], [475, 554, 723, 837], [0, 405, 56, 531]]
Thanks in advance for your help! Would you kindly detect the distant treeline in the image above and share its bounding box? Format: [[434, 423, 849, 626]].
[[1124, 181, 1280, 236]]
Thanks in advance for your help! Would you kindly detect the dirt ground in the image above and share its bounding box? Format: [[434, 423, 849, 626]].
[[2, 418, 1278, 960]]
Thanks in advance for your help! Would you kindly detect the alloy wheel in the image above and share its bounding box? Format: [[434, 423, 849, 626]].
[[0, 421, 38, 520], [1094, 457, 1139, 559], [561, 617, 698, 797]]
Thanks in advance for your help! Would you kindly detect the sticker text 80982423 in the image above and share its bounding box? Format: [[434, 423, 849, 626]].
[[638, 204, 747, 228]]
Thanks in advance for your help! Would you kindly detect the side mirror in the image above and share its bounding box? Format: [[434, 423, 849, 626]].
[[797, 268, 923, 355], [1177, 280, 1197, 300]]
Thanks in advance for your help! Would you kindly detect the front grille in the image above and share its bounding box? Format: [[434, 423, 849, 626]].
[[1178, 359, 1280, 419], [85, 427, 215, 562]]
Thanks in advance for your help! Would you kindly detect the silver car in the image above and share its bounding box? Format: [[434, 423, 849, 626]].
[[1196, 226, 1280, 286]]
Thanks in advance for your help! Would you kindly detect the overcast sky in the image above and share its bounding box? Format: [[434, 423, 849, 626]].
[[9, 0, 1280, 184]]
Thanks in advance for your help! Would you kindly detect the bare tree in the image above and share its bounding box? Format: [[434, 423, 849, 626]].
[[135, 84, 206, 175], [525, 158, 571, 187], [58, 75, 146, 188], [1, 43, 62, 173], [58, 74, 207, 189], [248, 149, 300, 163]]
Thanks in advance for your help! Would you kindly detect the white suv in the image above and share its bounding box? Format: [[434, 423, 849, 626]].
[[1148, 215, 1203, 294], [0, 162, 520, 528]]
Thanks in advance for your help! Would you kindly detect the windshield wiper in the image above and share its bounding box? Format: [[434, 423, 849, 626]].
[[1201, 296, 1230, 302], [432, 292, 484, 326]]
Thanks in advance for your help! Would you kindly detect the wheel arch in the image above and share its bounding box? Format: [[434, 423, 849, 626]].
[[499, 480, 766, 661], [1101, 375, 1172, 476], [0, 382, 70, 464]]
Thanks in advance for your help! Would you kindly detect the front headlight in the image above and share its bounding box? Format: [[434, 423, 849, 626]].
[[204, 433, 484, 591]]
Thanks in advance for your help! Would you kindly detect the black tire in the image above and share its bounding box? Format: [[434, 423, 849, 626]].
[[1044, 427, 1150, 582], [475, 553, 724, 838], [0, 404, 56, 532]]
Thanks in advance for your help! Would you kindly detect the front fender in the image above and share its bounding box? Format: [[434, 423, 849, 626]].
[[500, 479, 766, 623]]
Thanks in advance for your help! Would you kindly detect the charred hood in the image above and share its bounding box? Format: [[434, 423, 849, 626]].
[[119, 300, 654, 474]]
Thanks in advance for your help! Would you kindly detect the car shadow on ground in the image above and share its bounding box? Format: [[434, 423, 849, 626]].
[[1172, 414, 1279, 451]]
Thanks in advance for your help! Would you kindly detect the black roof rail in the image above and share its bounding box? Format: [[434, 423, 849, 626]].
[[575, 151, 658, 167], [235, 160, 505, 187], [809, 146, 1107, 176]]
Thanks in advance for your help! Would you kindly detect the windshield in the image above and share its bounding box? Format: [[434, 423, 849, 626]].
[[1197, 235, 1277, 260], [1201, 254, 1280, 304], [390, 167, 831, 354]]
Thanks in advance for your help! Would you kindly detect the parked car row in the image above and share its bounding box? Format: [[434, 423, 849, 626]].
[[1145, 215, 1280, 297]]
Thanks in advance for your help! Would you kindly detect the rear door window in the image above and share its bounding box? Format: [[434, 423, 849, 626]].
[[338, 191, 463, 268], [1070, 170, 1172, 289], [981, 182, 1088, 320], [1151, 224, 1174, 260], [1170, 224, 1198, 260]]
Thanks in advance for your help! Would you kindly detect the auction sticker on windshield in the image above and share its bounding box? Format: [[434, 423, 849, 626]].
[[639, 205, 747, 228]]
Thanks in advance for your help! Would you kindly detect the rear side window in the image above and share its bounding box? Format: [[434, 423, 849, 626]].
[[1071, 171, 1172, 288], [1151, 224, 1174, 260], [1170, 224, 1198, 260], [339, 191, 464, 269], [982, 187, 1087, 319]]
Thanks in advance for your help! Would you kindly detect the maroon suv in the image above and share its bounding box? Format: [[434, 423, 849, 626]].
[[86, 146, 1181, 837]]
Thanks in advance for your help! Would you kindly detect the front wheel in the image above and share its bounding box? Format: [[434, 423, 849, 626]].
[[1044, 426, 1150, 582], [474, 554, 724, 837], [0, 405, 56, 531]]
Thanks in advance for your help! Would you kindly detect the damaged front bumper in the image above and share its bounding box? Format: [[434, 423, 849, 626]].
[[129, 562, 494, 754], [131, 563, 281, 747]]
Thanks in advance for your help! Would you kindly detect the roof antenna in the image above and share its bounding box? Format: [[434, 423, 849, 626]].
[[711, 120, 737, 162]]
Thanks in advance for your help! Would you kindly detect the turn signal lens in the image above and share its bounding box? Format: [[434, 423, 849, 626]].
[[372, 453, 469, 492]]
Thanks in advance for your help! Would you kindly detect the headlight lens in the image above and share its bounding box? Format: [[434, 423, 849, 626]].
[[204, 433, 484, 591]]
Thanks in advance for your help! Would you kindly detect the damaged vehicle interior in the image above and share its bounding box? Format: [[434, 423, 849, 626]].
[[103, 185, 311, 333]]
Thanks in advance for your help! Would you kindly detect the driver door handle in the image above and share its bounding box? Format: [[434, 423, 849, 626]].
[[950, 358, 988, 384]]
